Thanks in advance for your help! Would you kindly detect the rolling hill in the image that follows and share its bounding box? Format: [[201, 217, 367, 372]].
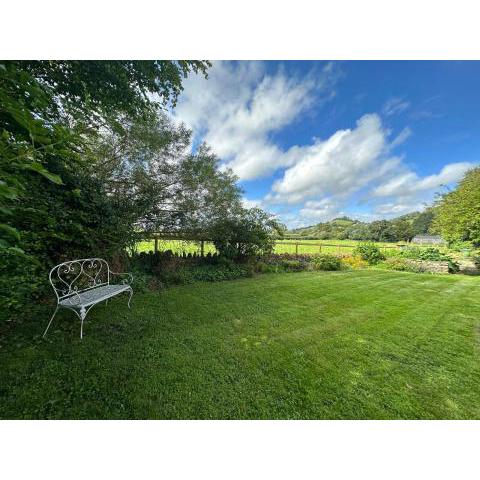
[[286, 211, 434, 241]]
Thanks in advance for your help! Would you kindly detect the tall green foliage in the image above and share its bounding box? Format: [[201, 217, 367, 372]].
[[1, 60, 210, 250], [90, 113, 243, 237], [433, 167, 480, 246], [289, 211, 430, 242], [210, 207, 284, 258], [0, 60, 210, 318]]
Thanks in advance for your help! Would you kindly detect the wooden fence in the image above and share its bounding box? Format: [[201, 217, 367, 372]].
[[274, 241, 401, 255], [143, 233, 413, 256]]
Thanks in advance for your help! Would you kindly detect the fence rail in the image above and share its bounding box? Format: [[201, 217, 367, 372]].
[[140, 234, 423, 256], [274, 241, 401, 255]]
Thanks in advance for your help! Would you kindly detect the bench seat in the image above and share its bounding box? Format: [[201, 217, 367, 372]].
[[60, 284, 131, 308]]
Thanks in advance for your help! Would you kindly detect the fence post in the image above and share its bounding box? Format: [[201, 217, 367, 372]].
[[200, 240, 205, 257], [154, 237, 158, 253], [319, 244, 322, 253], [295, 243, 299, 255], [337, 244, 341, 255]]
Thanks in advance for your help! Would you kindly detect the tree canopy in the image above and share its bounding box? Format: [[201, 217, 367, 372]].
[[1, 60, 211, 253], [0, 60, 212, 316], [288, 212, 427, 242], [89, 111, 244, 243], [0, 60, 283, 319], [432, 167, 480, 246]]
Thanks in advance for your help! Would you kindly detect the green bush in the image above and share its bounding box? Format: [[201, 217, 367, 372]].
[[353, 243, 385, 265], [129, 268, 158, 293], [472, 255, 480, 269], [341, 255, 369, 269], [448, 241, 473, 253], [399, 247, 459, 273], [400, 247, 444, 261], [0, 251, 45, 321], [281, 259, 308, 271], [159, 270, 191, 285], [312, 254, 342, 271], [381, 257, 423, 273], [185, 264, 250, 282], [254, 261, 283, 274], [211, 208, 283, 259], [253, 261, 269, 273]]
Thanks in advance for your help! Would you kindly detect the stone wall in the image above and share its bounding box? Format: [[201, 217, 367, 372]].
[[409, 260, 450, 274]]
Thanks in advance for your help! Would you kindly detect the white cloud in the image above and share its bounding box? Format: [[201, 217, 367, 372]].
[[173, 64, 475, 229], [390, 126, 412, 148], [383, 97, 410, 116], [269, 114, 399, 205], [372, 202, 425, 217], [266, 113, 474, 228], [174, 61, 340, 180], [299, 198, 342, 222], [372, 162, 474, 197]]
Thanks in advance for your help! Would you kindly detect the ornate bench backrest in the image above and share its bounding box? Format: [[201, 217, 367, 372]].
[[49, 258, 110, 300]]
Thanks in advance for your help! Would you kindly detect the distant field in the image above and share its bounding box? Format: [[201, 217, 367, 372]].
[[136, 240, 216, 255], [273, 238, 406, 255], [135, 238, 413, 255]]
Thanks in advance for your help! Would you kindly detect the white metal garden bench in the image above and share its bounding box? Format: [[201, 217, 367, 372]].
[[44, 258, 133, 339]]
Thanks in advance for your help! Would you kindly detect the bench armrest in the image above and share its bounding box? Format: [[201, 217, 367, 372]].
[[110, 271, 133, 285], [61, 288, 83, 307]]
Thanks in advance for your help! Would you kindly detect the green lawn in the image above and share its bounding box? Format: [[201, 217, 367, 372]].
[[1, 270, 479, 419]]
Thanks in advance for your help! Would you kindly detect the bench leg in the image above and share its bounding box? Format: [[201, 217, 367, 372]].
[[127, 288, 133, 309], [43, 306, 59, 338], [80, 306, 86, 339]]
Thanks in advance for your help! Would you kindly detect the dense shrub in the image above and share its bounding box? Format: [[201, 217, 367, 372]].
[[472, 255, 480, 269], [130, 251, 254, 289], [353, 243, 385, 265], [256, 253, 344, 272], [400, 247, 444, 261], [0, 252, 44, 321], [312, 254, 342, 271], [261, 253, 312, 271], [184, 264, 251, 282], [447, 241, 474, 253], [128, 268, 157, 293], [280, 259, 309, 271], [210, 208, 283, 259], [399, 247, 459, 273], [253, 260, 285, 274], [381, 257, 424, 273], [341, 255, 369, 269]]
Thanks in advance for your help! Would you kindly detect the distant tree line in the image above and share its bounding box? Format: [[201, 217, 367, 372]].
[[432, 167, 480, 247], [289, 211, 435, 242], [290, 164, 480, 249]]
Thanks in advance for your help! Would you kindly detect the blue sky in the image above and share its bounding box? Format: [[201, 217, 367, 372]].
[[173, 61, 479, 228]]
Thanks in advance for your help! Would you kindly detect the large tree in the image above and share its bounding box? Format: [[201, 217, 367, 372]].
[[432, 167, 480, 246], [209, 207, 284, 258], [411, 209, 434, 236], [0, 61, 210, 316], [390, 218, 414, 242], [89, 112, 243, 244], [0, 60, 210, 252]]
